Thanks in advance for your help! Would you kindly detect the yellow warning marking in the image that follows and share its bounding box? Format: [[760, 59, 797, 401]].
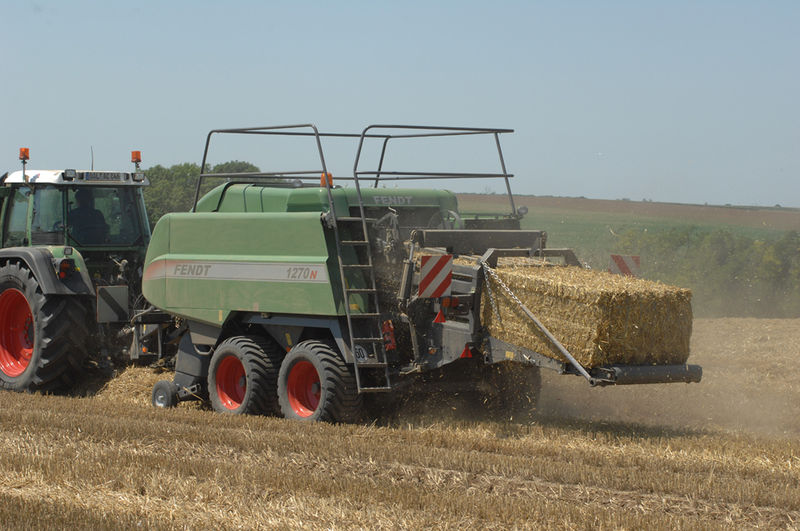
[[350, 303, 360, 311], [285, 332, 293, 347], [218, 310, 223, 322], [505, 351, 515, 360]]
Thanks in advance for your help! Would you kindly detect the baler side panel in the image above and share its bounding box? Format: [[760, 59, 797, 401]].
[[142, 212, 341, 326]]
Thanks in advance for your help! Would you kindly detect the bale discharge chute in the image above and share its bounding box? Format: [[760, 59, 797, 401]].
[[140, 124, 701, 421]]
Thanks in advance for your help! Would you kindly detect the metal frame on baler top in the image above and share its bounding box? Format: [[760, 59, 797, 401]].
[[140, 124, 702, 421]]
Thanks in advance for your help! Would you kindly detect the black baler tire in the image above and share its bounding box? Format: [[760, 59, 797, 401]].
[[278, 340, 362, 423], [250, 335, 284, 416], [152, 379, 179, 408], [0, 261, 89, 393], [207, 335, 282, 415]]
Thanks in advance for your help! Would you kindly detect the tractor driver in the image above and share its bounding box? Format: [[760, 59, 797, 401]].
[[69, 189, 108, 244]]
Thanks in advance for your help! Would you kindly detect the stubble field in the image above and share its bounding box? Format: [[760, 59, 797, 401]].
[[1, 318, 798, 530]]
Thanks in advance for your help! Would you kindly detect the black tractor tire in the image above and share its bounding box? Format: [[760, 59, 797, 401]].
[[208, 335, 283, 415], [0, 261, 89, 392], [475, 362, 541, 422], [152, 379, 180, 408], [278, 340, 362, 423]]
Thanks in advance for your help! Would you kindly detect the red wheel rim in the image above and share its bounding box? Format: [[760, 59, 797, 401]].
[[287, 360, 320, 417], [216, 355, 246, 410], [0, 289, 34, 378]]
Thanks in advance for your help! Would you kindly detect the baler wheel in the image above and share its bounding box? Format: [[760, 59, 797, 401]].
[[286, 360, 320, 416], [151, 380, 179, 408], [208, 335, 282, 415], [277, 340, 362, 423], [0, 262, 89, 392]]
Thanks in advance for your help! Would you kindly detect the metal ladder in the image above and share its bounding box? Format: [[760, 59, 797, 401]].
[[329, 202, 392, 393]]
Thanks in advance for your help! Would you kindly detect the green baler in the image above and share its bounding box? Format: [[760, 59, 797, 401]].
[[142, 124, 701, 422]]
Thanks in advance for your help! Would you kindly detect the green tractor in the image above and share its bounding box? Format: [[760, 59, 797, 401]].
[[0, 148, 154, 392]]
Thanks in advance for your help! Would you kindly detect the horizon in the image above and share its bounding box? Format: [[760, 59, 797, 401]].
[[458, 190, 799, 211], [6, 160, 798, 212]]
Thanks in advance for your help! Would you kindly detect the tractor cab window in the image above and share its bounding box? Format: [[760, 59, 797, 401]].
[[31, 186, 65, 245], [67, 187, 144, 246], [4, 188, 31, 246]]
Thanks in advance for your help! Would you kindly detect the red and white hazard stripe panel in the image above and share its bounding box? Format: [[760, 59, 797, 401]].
[[418, 254, 453, 298], [608, 254, 641, 277]]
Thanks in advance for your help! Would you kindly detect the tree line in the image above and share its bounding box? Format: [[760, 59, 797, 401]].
[[142, 161, 258, 225]]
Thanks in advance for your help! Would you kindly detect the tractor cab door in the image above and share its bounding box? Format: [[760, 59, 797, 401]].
[[0, 185, 69, 248], [2, 187, 33, 247], [0, 187, 10, 228]]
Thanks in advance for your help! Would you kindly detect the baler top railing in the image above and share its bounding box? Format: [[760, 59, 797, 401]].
[[192, 124, 518, 215], [193, 124, 332, 212], [352, 125, 516, 215]]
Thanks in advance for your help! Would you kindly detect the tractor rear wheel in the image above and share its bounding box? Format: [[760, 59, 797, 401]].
[[476, 362, 541, 422], [278, 340, 362, 423], [0, 262, 89, 392], [208, 335, 283, 415]]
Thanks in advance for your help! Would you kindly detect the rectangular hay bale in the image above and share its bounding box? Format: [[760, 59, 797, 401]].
[[481, 263, 692, 367]]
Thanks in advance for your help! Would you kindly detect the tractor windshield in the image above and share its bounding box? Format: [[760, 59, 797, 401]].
[[26, 186, 146, 247], [29, 186, 145, 246], [65, 187, 145, 246]]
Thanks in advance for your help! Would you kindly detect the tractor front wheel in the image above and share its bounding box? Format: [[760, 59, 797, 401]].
[[278, 340, 362, 423], [0, 261, 89, 392], [208, 336, 282, 415]]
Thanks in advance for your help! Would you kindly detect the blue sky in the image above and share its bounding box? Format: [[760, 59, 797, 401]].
[[2, 1, 798, 206]]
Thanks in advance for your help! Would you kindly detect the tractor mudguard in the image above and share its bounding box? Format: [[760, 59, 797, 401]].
[[0, 247, 94, 296]]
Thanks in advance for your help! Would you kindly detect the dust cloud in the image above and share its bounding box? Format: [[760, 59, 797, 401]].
[[537, 318, 800, 437]]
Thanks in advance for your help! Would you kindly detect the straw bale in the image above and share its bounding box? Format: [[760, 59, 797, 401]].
[[479, 262, 692, 367]]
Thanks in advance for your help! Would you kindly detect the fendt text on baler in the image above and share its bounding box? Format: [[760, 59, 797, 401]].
[[142, 125, 702, 421]]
